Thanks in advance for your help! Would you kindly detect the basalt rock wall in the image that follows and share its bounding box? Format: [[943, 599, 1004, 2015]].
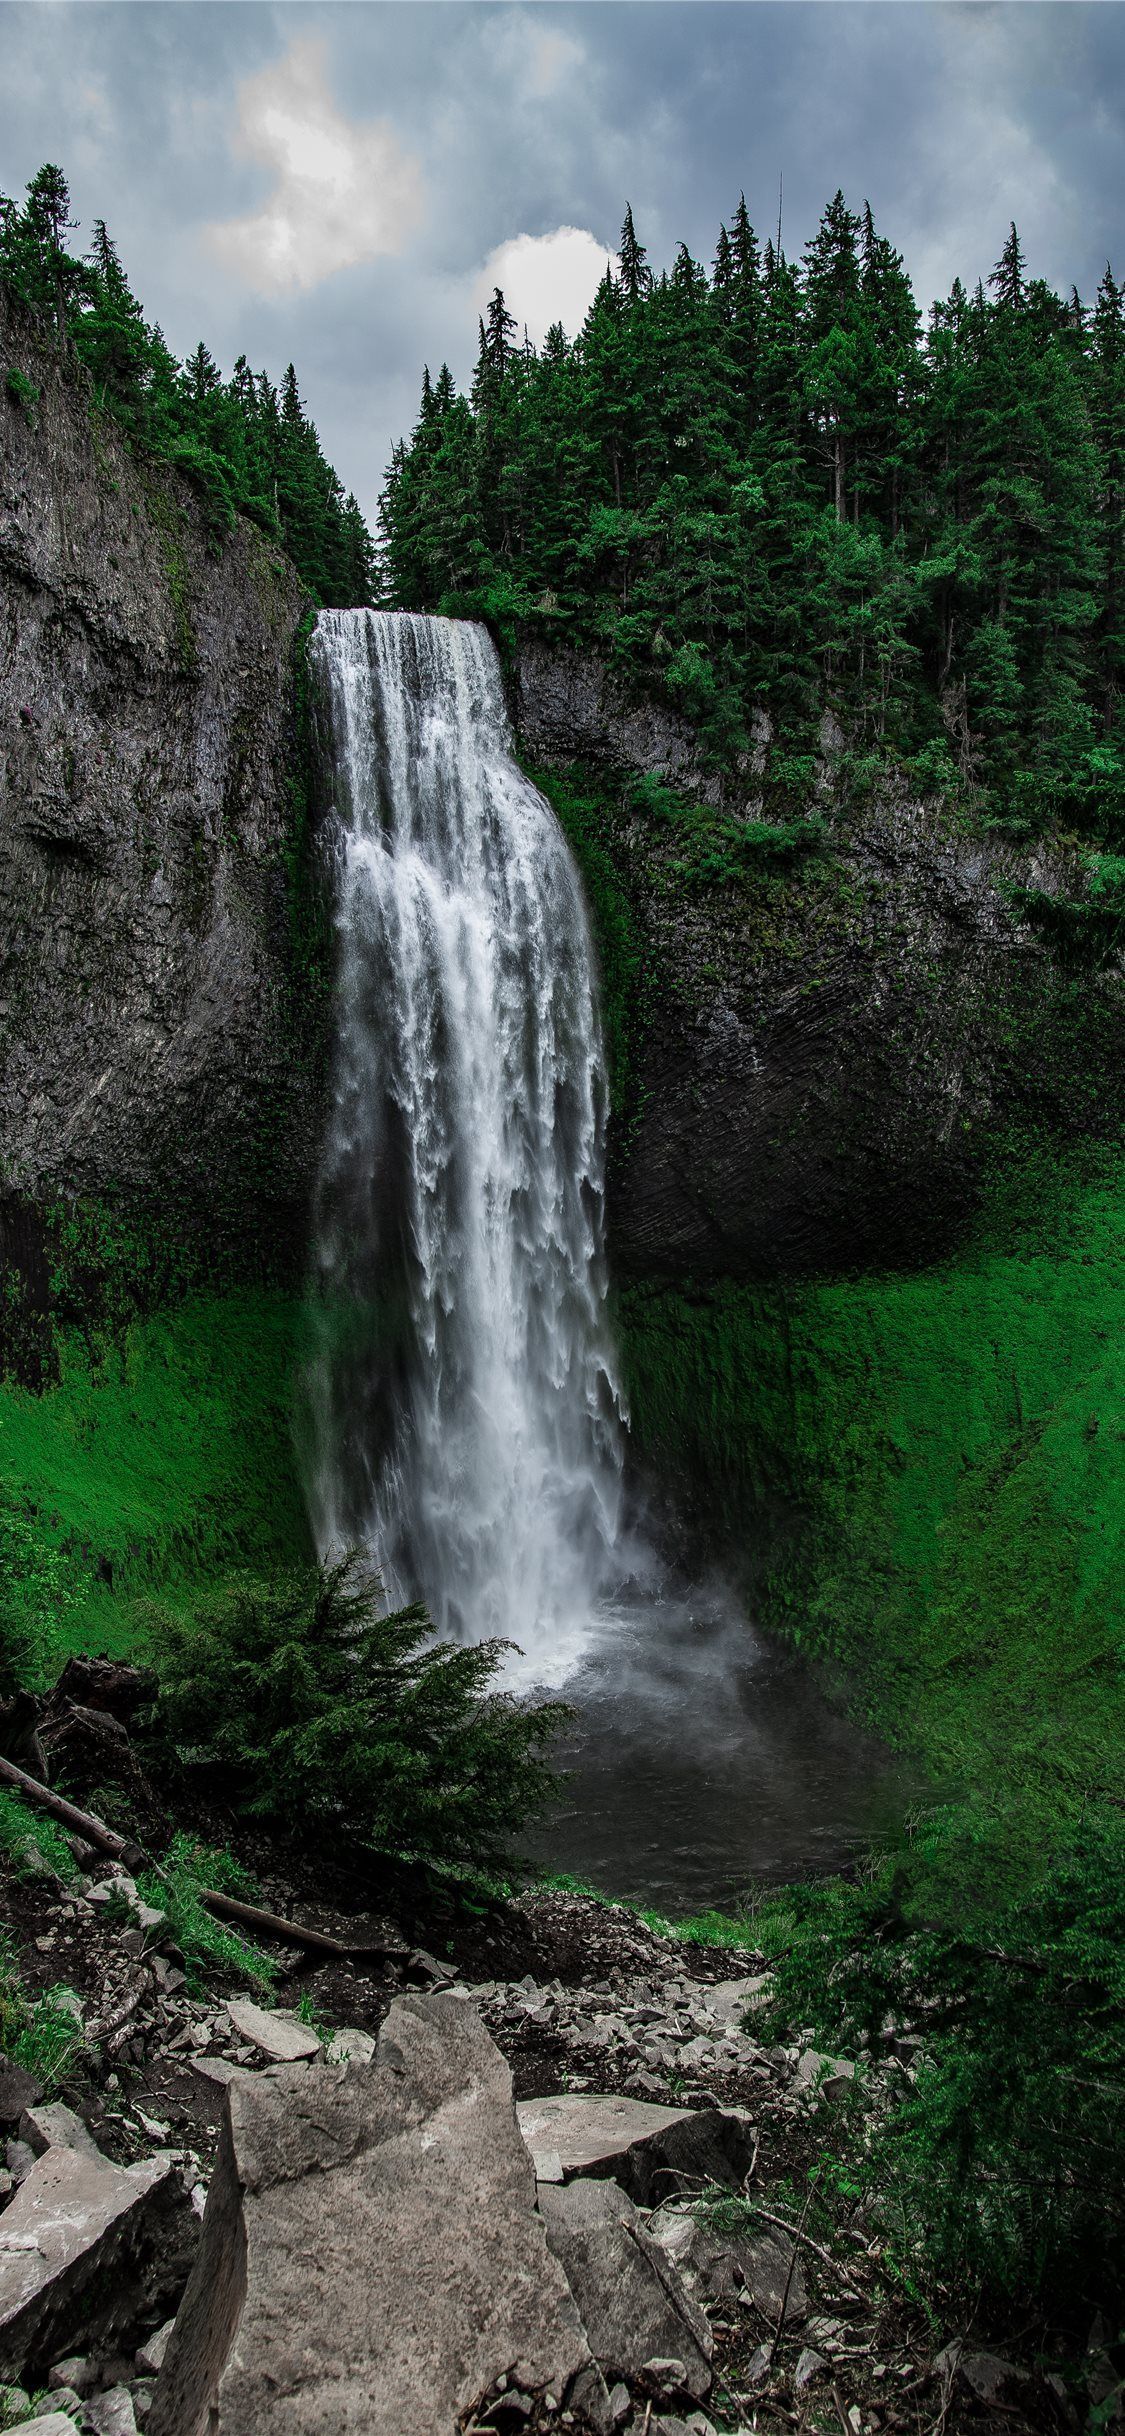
[[513, 638, 1125, 1282], [0, 291, 318, 1303]]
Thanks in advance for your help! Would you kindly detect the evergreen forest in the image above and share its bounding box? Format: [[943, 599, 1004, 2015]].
[[0, 162, 376, 607], [383, 194, 1125, 830]]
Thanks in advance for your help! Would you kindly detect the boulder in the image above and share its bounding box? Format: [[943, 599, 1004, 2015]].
[[0, 2145, 190, 2383], [150, 1994, 606, 2436], [323, 2026, 376, 2067], [517, 2094, 756, 2206], [647, 2212, 806, 2326], [0, 2058, 43, 2127], [21, 2103, 104, 2162], [539, 2178, 712, 2401]]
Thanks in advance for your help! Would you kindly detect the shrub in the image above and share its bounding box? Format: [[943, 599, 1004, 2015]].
[[758, 1801, 1125, 2321], [142, 1555, 569, 1873]]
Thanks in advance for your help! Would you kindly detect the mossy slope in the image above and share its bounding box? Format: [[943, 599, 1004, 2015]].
[[619, 1162, 1125, 1804], [0, 1290, 312, 1663]]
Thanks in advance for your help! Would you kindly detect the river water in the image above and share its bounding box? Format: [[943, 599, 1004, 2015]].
[[309, 608, 910, 1915]]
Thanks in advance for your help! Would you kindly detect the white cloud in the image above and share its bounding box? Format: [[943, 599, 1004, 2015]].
[[206, 35, 422, 296], [523, 25, 586, 100], [469, 226, 616, 349]]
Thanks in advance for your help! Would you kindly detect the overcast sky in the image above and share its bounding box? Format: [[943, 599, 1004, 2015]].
[[2, 2, 1122, 522]]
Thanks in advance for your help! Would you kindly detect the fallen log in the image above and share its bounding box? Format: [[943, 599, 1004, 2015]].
[[199, 1889, 406, 1962], [0, 1752, 144, 1868], [0, 1752, 418, 1971]]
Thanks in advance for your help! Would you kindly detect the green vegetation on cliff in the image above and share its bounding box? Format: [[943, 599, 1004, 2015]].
[[620, 1156, 1125, 1807], [0, 162, 375, 606], [383, 196, 1125, 858]]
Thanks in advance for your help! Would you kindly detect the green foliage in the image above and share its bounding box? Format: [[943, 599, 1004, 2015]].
[[618, 1159, 1125, 1809], [0, 1487, 77, 1694], [529, 765, 645, 1120], [4, 365, 37, 420], [0, 1288, 312, 1666], [0, 1788, 78, 1884], [760, 1804, 1125, 2316], [136, 1836, 276, 1995], [0, 1931, 82, 2089], [142, 1554, 570, 1873], [382, 196, 1125, 835], [0, 164, 375, 606]]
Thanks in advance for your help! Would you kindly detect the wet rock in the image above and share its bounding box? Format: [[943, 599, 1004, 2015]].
[[791, 2050, 855, 2104], [323, 2026, 376, 2067], [47, 2353, 95, 2391], [149, 1994, 601, 2436], [517, 2094, 755, 2206], [85, 2386, 139, 2436], [136, 2319, 176, 2377], [539, 2178, 712, 2401], [794, 2349, 829, 2392], [958, 2352, 1033, 2407]]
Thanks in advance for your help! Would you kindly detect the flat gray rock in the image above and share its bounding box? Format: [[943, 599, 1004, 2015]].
[[518, 2094, 756, 2206], [0, 2146, 173, 2381], [539, 2178, 712, 2402], [150, 1993, 604, 2436], [20, 2103, 104, 2163], [224, 2000, 320, 2064]]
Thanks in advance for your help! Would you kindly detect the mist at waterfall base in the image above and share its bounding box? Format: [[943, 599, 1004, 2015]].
[[308, 609, 910, 1914]]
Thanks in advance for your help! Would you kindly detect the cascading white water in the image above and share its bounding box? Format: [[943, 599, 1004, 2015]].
[[306, 609, 624, 1685]]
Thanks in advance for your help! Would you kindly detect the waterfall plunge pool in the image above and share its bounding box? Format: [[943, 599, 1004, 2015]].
[[516, 1550, 919, 1918]]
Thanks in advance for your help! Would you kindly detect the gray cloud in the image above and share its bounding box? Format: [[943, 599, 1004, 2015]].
[[1, 2, 1122, 521]]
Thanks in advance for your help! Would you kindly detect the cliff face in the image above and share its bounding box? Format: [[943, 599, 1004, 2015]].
[[514, 639, 1125, 1282], [0, 294, 317, 1294]]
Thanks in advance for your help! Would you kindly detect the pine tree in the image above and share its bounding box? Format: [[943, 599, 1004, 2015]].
[[619, 205, 650, 306]]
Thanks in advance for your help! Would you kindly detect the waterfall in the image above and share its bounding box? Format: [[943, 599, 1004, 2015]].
[[305, 609, 624, 1685]]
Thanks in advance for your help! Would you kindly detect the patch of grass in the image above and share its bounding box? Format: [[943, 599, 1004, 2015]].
[[0, 1288, 313, 1671], [136, 1835, 276, 1996], [0, 1931, 83, 2089], [619, 1156, 1125, 1809], [635, 1903, 765, 1951], [0, 1789, 78, 1885]]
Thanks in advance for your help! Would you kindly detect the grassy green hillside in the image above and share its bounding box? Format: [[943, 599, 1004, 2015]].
[[0, 1290, 312, 1669], [620, 1154, 1125, 1813]]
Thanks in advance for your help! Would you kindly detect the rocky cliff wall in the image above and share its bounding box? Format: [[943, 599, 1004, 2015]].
[[514, 639, 1125, 1281], [0, 292, 318, 1315]]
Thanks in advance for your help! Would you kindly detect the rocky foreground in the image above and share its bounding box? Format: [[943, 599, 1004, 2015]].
[[0, 1754, 1098, 2436]]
